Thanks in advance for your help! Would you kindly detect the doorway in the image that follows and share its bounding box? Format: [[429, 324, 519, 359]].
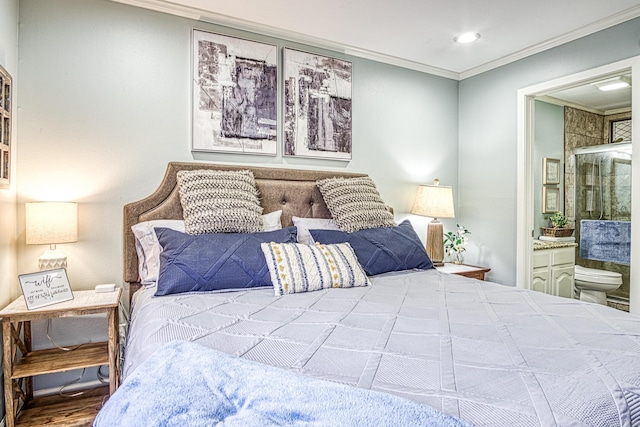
[[516, 56, 640, 314]]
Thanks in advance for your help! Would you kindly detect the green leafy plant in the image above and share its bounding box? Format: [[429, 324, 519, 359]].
[[443, 224, 470, 258], [547, 211, 568, 228]]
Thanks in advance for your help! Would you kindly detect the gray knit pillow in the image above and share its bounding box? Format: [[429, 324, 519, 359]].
[[177, 169, 263, 234], [316, 177, 396, 232]]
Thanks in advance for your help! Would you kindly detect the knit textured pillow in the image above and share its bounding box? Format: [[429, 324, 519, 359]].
[[177, 169, 263, 234], [316, 177, 396, 232], [261, 242, 370, 296]]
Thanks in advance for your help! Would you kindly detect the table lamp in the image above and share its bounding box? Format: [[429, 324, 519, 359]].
[[411, 180, 455, 266], [26, 202, 78, 270]]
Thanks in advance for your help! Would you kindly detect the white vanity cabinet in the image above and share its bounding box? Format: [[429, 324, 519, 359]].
[[532, 244, 576, 298]]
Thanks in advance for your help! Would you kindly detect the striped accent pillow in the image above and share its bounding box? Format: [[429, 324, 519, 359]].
[[261, 242, 370, 296]]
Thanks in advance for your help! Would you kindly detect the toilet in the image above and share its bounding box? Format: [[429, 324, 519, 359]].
[[574, 265, 622, 305]]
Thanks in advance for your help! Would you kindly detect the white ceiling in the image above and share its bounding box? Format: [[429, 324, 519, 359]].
[[545, 76, 632, 113], [119, 0, 640, 79]]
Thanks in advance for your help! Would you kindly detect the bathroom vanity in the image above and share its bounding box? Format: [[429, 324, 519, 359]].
[[532, 240, 577, 298]]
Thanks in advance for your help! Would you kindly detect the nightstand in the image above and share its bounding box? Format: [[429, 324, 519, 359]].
[[1, 289, 122, 427], [437, 263, 491, 281]]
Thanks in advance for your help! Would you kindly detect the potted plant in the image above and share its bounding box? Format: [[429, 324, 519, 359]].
[[444, 224, 470, 264], [542, 211, 574, 237]]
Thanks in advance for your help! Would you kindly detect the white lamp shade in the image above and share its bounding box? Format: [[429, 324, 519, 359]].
[[26, 202, 78, 245], [411, 183, 455, 219]]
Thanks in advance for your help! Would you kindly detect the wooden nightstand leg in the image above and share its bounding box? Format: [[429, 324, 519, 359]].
[[107, 307, 120, 393], [3, 320, 15, 427], [23, 321, 33, 401]]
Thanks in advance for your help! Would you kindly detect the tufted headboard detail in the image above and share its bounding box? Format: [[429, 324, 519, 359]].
[[123, 162, 369, 287]]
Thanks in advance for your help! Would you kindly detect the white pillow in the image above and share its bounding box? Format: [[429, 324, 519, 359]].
[[292, 216, 339, 245], [132, 220, 185, 285], [132, 210, 283, 284], [262, 210, 283, 232]]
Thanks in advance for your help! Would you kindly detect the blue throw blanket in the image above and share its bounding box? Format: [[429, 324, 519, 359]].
[[580, 220, 631, 265], [95, 341, 471, 427]]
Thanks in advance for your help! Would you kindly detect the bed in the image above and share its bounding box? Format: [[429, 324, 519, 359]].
[[101, 162, 640, 426]]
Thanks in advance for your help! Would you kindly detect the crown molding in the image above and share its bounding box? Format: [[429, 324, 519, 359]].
[[111, 0, 460, 80], [112, 0, 640, 81], [459, 5, 640, 80]]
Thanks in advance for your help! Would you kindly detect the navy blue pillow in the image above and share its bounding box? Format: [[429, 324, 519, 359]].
[[310, 220, 433, 276], [155, 226, 297, 296]]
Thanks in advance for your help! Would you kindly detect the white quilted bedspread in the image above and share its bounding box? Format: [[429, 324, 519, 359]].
[[123, 269, 640, 426]]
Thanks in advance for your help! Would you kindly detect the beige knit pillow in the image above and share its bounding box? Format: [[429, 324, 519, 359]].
[[316, 176, 396, 232], [177, 169, 263, 234]]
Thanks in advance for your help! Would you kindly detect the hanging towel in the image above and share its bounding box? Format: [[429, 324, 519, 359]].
[[580, 220, 631, 265]]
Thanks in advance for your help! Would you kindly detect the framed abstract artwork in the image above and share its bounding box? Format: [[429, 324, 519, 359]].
[[191, 30, 278, 155], [283, 48, 352, 161]]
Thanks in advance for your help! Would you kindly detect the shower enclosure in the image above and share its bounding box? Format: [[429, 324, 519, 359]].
[[572, 142, 632, 299]]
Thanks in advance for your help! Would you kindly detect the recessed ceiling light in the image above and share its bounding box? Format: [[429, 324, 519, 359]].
[[594, 76, 631, 92], [454, 32, 480, 44]]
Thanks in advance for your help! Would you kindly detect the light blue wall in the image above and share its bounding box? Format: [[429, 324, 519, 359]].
[[459, 17, 640, 285], [534, 100, 565, 236]]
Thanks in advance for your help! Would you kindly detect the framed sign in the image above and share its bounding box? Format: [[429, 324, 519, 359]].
[[543, 157, 561, 185], [18, 268, 73, 310]]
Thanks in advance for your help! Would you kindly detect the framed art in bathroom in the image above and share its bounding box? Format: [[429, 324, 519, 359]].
[[542, 187, 560, 213], [543, 157, 561, 185]]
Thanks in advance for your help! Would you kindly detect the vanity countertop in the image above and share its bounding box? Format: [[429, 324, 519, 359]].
[[533, 240, 578, 250]]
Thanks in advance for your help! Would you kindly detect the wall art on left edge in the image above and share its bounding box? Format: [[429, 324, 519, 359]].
[[0, 64, 13, 189], [192, 29, 278, 155], [284, 48, 352, 161]]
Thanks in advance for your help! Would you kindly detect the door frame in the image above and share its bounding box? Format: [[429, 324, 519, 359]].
[[516, 56, 640, 313]]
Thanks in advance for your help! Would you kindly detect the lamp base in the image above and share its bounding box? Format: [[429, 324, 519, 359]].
[[39, 249, 68, 270], [426, 220, 444, 267]]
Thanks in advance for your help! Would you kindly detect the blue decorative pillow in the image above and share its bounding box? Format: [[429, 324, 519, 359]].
[[310, 220, 433, 276], [155, 227, 297, 296]]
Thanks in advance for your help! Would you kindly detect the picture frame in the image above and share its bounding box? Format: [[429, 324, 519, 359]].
[[542, 187, 560, 213], [191, 29, 278, 155], [543, 157, 561, 185], [283, 48, 352, 161], [0, 64, 12, 189], [18, 268, 74, 310]]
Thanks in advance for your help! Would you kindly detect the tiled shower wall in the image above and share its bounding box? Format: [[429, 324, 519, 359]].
[[564, 106, 632, 301]]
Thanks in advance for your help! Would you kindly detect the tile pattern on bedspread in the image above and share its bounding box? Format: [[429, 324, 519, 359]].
[[123, 270, 640, 426]]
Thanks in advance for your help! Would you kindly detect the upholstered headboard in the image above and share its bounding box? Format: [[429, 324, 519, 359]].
[[123, 162, 368, 286]]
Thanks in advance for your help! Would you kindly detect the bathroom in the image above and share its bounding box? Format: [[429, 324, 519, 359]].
[[533, 74, 632, 310]]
